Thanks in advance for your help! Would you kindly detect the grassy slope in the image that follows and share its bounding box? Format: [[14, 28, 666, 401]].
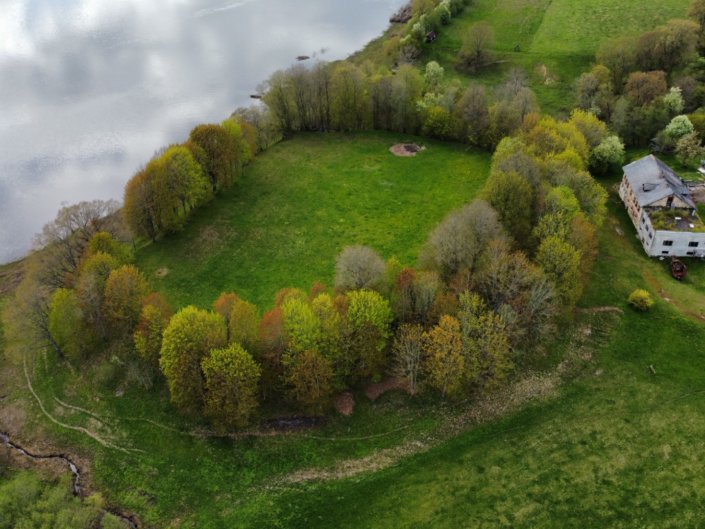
[[136, 131, 490, 309], [234, 172, 705, 529], [7, 146, 704, 528], [408, 0, 691, 114]]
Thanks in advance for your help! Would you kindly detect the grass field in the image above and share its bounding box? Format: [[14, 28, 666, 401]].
[[136, 131, 491, 309], [223, 171, 705, 529], [3, 141, 705, 528], [411, 0, 692, 114]]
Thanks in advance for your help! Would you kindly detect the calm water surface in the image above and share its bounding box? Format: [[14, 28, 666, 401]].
[[0, 0, 403, 263]]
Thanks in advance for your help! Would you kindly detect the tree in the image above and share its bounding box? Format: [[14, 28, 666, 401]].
[[424, 61, 445, 92], [85, 232, 133, 265], [625, 71, 668, 106], [664, 114, 696, 142], [457, 293, 512, 389], [75, 251, 119, 338], [310, 293, 344, 367], [422, 200, 506, 278], [229, 298, 260, 353], [345, 289, 393, 381], [392, 324, 424, 394], [676, 132, 705, 167], [391, 65, 424, 133], [423, 315, 464, 398], [635, 19, 698, 73], [458, 22, 495, 72], [535, 236, 583, 308], [589, 135, 625, 176], [134, 293, 173, 365], [597, 38, 638, 90], [187, 124, 239, 193], [690, 0, 705, 50], [48, 288, 86, 361], [262, 69, 298, 135], [483, 170, 534, 247], [202, 343, 261, 430], [663, 87, 685, 115], [34, 199, 122, 289], [545, 186, 581, 218], [213, 292, 239, 329], [123, 167, 159, 241], [568, 109, 609, 149], [103, 265, 150, 336], [455, 83, 490, 146], [150, 145, 211, 232], [334, 245, 386, 292], [285, 350, 334, 413], [159, 306, 227, 414], [330, 62, 371, 131]]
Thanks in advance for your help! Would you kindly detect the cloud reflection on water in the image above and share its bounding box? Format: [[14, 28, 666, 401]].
[[0, 0, 402, 262]]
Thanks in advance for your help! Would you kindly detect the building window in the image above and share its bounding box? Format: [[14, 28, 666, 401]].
[[687, 251, 695, 256], [663, 240, 674, 246], [662, 251, 670, 255], [688, 241, 699, 247]]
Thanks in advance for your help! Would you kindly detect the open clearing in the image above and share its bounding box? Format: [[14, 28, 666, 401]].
[[136, 131, 490, 309]]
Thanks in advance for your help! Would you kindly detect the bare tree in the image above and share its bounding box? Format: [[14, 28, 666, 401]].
[[33, 199, 122, 289], [458, 22, 495, 72], [392, 324, 424, 394], [334, 245, 386, 292]]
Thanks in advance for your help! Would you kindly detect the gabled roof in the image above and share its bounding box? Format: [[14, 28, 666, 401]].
[[622, 155, 696, 209]]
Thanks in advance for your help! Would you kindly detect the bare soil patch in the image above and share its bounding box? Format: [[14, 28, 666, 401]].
[[335, 392, 355, 416], [390, 143, 425, 157], [365, 378, 408, 401]]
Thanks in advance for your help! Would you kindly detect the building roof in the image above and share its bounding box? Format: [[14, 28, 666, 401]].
[[623, 155, 696, 209]]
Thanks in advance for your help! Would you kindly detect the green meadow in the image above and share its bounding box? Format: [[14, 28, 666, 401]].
[[406, 0, 692, 114], [3, 141, 705, 527], [136, 131, 491, 309]]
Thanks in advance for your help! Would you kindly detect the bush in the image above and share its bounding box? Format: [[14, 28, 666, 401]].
[[628, 289, 654, 311], [334, 245, 386, 292]]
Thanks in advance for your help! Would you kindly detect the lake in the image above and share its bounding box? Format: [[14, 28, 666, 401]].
[[0, 0, 404, 264]]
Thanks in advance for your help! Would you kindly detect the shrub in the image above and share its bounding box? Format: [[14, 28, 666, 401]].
[[628, 289, 654, 311]]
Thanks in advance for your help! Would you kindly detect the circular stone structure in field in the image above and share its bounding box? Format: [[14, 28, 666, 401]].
[[390, 143, 425, 157]]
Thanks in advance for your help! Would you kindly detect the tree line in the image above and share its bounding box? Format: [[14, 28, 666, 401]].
[[9, 102, 608, 431]]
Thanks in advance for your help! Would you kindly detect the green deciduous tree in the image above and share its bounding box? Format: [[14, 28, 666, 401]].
[[134, 293, 173, 365], [423, 315, 464, 398], [345, 289, 393, 381], [457, 293, 512, 390], [229, 297, 260, 353], [535, 236, 583, 308], [48, 288, 87, 361], [103, 265, 150, 336], [202, 343, 261, 430], [483, 170, 534, 247], [285, 349, 334, 413], [159, 306, 227, 414], [589, 135, 625, 176], [187, 124, 240, 193]]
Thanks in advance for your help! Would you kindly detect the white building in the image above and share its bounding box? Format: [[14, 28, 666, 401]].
[[619, 155, 705, 258]]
